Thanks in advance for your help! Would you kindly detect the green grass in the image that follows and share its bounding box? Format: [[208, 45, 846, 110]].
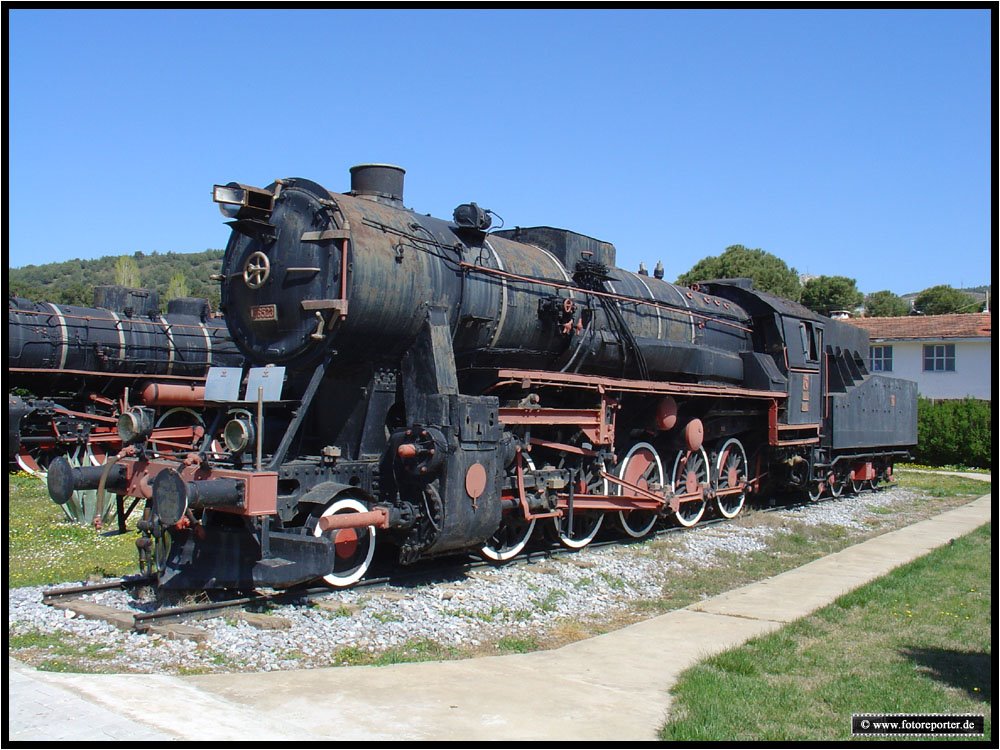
[[7, 472, 140, 588], [497, 635, 540, 653], [660, 523, 992, 742], [331, 638, 458, 666], [894, 469, 992, 498], [9, 628, 120, 673]]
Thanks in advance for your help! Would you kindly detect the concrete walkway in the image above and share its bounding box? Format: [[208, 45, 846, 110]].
[[8, 484, 992, 743]]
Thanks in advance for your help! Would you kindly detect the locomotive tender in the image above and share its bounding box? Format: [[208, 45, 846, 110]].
[[47, 165, 917, 589]]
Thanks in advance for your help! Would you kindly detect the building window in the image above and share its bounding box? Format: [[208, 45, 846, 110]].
[[870, 345, 893, 372], [923, 343, 955, 372]]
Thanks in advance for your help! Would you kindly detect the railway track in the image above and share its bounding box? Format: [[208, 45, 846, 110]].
[[38, 488, 873, 634]]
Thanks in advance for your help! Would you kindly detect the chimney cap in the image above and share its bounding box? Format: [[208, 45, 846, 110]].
[[349, 163, 406, 206]]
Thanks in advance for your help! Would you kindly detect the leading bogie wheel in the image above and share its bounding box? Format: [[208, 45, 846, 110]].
[[481, 455, 537, 562], [311, 496, 377, 587], [615, 441, 662, 538], [672, 448, 710, 527], [715, 438, 748, 519]]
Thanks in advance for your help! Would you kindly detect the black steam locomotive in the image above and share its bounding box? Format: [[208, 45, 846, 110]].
[[47, 165, 917, 588], [10, 287, 242, 517]]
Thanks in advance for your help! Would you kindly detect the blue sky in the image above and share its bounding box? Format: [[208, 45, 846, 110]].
[[7, 8, 992, 295]]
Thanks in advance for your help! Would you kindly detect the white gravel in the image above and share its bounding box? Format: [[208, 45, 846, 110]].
[[7, 485, 929, 673]]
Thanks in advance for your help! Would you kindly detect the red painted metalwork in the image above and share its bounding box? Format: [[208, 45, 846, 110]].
[[137, 383, 206, 407], [527, 437, 597, 457], [465, 462, 488, 499], [333, 529, 359, 559], [850, 462, 875, 482], [317, 507, 390, 532], [499, 403, 616, 447], [397, 443, 419, 459], [654, 396, 678, 430], [683, 419, 704, 451], [117, 458, 278, 516]]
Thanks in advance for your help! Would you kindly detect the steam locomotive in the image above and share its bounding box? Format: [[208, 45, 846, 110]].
[[46, 165, 917, 588], [10, 287, 243, 523]]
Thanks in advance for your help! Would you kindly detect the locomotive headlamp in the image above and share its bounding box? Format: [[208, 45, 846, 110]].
[[213, 184, 247, 218], [213, 182, 274, 220], [223, 416, 256, 454], [117, 406, 155, 444]]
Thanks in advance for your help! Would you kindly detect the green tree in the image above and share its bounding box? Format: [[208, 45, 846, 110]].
[[55, 281, 92, 306], [800, 275, 864, 317], [677, 245, 802, 301], [114, 255, 141, 288], [863, 290, 910, 317], [166, 272, 190, 301], [913, 285, 978, 315]]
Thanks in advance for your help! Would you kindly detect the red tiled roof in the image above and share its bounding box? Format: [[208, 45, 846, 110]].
[[846, 313, 991, 340]]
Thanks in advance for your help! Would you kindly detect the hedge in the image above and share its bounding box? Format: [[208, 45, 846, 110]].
[[913, 397, 992, 469]]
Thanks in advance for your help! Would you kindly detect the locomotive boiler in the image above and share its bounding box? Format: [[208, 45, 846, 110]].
[[10, 289, 244, 524], [9, 291, 240, 388], [47, 165, 918, 589]]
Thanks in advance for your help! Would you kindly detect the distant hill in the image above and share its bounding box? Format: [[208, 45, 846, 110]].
[[9, 250, 225, 310]]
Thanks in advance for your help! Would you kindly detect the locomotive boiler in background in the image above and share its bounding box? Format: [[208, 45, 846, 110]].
[[9, 286, 243, 525], [47, 165, 917, 588]]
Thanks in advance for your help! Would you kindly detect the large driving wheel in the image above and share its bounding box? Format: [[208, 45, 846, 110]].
[[615, 442, 662, 538], [551, 461, 607, 550], [310, 497, 377, 587], [715, 438, 748, 519], [671, 448, 710, 527]]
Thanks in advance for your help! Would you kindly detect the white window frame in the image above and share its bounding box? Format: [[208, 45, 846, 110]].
[[870, 345, 893, 372], [922, 343, 956, 372]]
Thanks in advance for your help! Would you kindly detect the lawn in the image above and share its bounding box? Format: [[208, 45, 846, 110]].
[[7, 472, 140, 588], [660, 522, 992, 742]]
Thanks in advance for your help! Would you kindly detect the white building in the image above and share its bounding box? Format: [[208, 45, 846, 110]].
[[846, 313, 992, 401]]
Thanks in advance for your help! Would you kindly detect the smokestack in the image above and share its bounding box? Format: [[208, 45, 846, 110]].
[[349, 164, 405, 207]]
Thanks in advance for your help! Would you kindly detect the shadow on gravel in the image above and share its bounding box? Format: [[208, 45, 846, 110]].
[[901, 646, 992, 703]]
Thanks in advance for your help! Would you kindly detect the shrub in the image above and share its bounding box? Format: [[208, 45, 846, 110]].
[[913, 397, 992, 469]]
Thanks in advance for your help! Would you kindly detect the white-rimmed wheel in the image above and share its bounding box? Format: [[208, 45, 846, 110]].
[[310, 497, 377, 587], [615, 442, 662, 538], [715, 438, 748, 519], [15, 449, 48, 478], [551, 463, 607, 550], [671, 448, 710, 527], [828, 470, 845, 498], [481, 455, 537, 562]]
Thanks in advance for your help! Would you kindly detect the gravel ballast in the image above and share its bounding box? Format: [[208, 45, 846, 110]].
[[5, 485, 954, 674]]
